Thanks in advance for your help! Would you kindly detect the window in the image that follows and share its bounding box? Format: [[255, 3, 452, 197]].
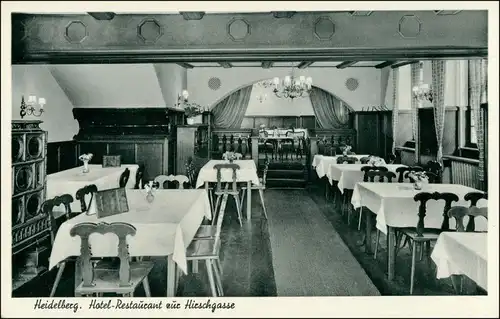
[[466, 60, 487, 147]]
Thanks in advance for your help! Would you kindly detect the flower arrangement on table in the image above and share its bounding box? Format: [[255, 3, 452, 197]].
[[222, 151, 241, 162], [407, 171, 429, 190], [144, 181, 159, 203], [340, 145, 352, 156], [367, 155, 385, 166], [79, 153, 93, 173]]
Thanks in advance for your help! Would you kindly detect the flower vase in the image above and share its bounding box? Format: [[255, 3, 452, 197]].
[[229, 158, 234, 163], [146, 192, 155, 203], [82, 160, 89, 173], [414, 181, 423, 190]]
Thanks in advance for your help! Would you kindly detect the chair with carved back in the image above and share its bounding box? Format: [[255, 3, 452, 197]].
[[336, 156, 357, 164], [239, 160, 270, 220], [75, 184, 98, 214], [43, 194, 75, 297], [213, 163, 243, 227], [354, 166, 389, 229], [366, 171, 397, 183], [134, 164, 145, 189], [185, 193, 229, 296], [395, 166, 424, 183], [70, 222, 154, 297], [398, 192, 459, 294], [118, 168, 131, 188], [426, 160, 443, 183], [154, 174, 190, 189], [464, 192, 488, 232], [359, 157, 371, 164]]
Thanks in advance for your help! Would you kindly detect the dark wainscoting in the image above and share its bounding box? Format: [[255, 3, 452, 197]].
[[46, 140, 78, 174]]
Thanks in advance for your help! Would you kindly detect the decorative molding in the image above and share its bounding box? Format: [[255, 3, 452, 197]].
[[227, 18, 251, 42], [345, 78, 359, 91], [261, 61, 273, 69], [398, 15, 422, 38], [434, 10, 462, 16], [208, 77, 222, 91], [137, 18, 164, 44], [313, 17, 335, 40], [349, 11, 373, 16], [272, 11, 296, 19], [64, 21, 88, 44], [390, 61, 419, 69], [87, 12, 115, 20], [297, 61, 314, 69], [177, 62, 194, 69], [218, 62, 232, 68], [375, 61, 397, 69], [179, 12, 205, 20]]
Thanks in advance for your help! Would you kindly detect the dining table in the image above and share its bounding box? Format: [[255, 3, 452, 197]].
[[195, 159, 260, 220], [49, 188, 211, 297], [46, 164, 139, 214], [351, 182, 487, 281], [312, 154, 372, 178], [431, 232, 488, 292]]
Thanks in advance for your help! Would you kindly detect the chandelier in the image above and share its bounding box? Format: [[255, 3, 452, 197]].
[[259, 66, 312, 100]]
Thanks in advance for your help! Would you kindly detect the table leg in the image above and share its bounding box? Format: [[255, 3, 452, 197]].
[[205, 182, 213, 215], [387, 226, 396, 281], [166, 255, 176, 297], [246, 181, 252, 220], [365, 208, 372, 254]]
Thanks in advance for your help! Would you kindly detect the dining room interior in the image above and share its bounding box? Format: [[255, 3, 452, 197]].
[[7, 7, 493, 301]]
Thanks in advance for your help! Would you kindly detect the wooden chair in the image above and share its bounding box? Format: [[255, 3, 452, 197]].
[[366, 171, 397, 183], [387, 153, 397, 164], [134, 164, 145, 189], [336, 156, 357, 164], [75, 184, 98, 214], [154, 174, 190, 189], [185, 160, 197, 188], [426, 160, 443, 183], [356, 166, 389, 229], [464, 192, 488, 231], [43, 194, 75, 297], [359, 157, 370, 164], [186, 193, 229, 296], [119, 168, 131, 188], [398, 192, 459, 294], [70, 222, 154, 297], [239, 160, 270, 220], [213, 163, 243, 227], [222, 152, 243, 160], [395, 166, 424, 183]]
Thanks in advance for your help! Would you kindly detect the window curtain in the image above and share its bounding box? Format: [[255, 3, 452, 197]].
[[391, 68, 399, 154], [212, 85, 253, 128], [469, 59, 487, 189], [431, 60, 446, 164], [309, 86, 353, 128], [410, 63, 420, 162]]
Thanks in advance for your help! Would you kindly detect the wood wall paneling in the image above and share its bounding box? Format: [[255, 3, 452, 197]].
[[136, 143, 164, 182], [108, 143, 136, 164]]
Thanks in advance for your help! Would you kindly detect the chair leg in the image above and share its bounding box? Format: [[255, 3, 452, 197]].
[[258, 189, 268, 219], [358, 207, 363, 231], [205, 260, 217, 297], [209, 189, 215, 215], [374, 230, 380, 260], [192, 260, 199, 273], [233, 195, 243, 226], [142, 276, 152, 297], [410, 240, 417, 295], [215, 259, 223, 277], [50, 262, 66, 297], [240, 189, 246, 210], [419, 242, 424, 261], [211, 260, 224, 297], [212, 195, 222, 226]]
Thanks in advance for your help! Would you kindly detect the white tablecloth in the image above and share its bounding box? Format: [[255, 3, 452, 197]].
[[47, 164, 139, 214], [328, 164, 405, 192], [195, 160, 260, 188], [48, 189, 211, 274], [351, 183, 488, 234], [431, 232, 488, 290], [313, 155, 372, 178]]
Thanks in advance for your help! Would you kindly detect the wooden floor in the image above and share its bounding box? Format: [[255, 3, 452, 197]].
[[13, 184, 484, 297]]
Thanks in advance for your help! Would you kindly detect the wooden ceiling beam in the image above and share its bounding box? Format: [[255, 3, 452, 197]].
[[375, 61, 397, 69], [297, 61, 314, 69], [177, 62, 194, 69], [261, 61, 274, 69], [219, 62, 233, 68], [390, 61, 419, 69], [179, 12, 205, 20], [87, 12, 116, 20], [336, 61, 357, 69]]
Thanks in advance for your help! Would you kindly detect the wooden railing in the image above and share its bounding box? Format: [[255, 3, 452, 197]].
[[211, 129, 254, 159], [309, 128, 357, 156]]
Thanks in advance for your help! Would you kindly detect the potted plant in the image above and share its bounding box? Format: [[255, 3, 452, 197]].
[[184, 103, 203, 125]]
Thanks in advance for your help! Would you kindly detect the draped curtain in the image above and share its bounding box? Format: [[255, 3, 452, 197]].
[[309, 87, 353, 128], [469, 59, 487, 188], [410, 63, 420, 162], [391, 68, 399, 154], [431, 60, 446, 164], [212, 85, 253, 128]]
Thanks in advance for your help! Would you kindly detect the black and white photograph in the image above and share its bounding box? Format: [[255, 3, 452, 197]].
[[1, 1, 498, 318]]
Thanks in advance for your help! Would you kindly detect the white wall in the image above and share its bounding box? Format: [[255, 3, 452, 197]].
[[12, 65, 79, 142], [187, 67, 381, 111], [154, 64, 187, 108]]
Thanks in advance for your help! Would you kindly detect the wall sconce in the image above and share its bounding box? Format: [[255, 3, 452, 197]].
[[20, 95, 46, 119], [174, 89, 189, 108], [412, 83, 433, 104]]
